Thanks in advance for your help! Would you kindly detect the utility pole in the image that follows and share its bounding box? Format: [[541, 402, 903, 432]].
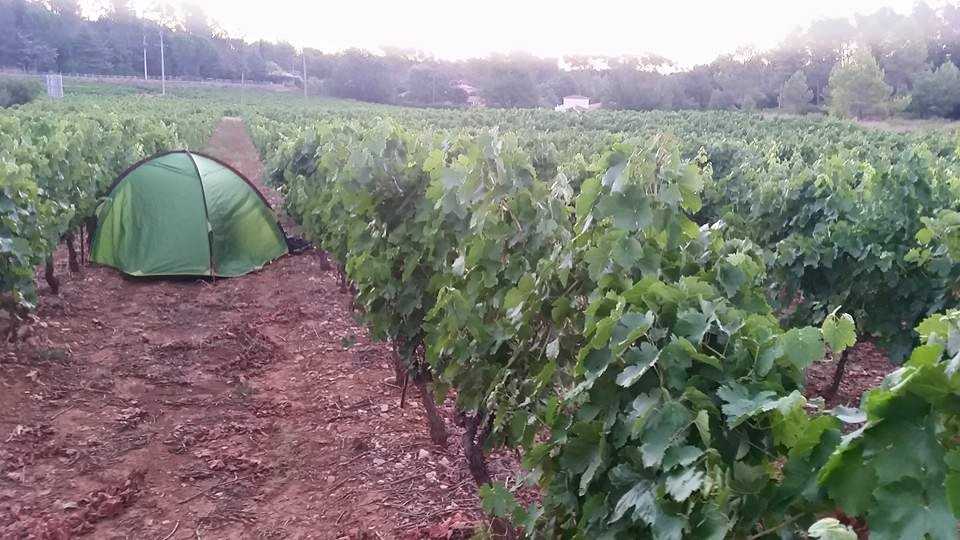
[[142, 34, 148, 80], [241, 70, 245, 106], [301, 49, 307, 98], [159, 31, 166, 96]]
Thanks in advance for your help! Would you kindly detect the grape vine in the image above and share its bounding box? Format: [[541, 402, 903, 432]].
[[258, 115, 960, 537]]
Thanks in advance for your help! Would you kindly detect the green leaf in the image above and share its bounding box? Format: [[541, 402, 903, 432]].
[[479, 482, 521, 518], [559, 422, 607, 495], [675, 309, 710, 344], [665, 467, 704, 502], [652, 511, 685, 540], [821, 311, 856, 354], [609, 480, 655, 524], [820, 446, 877, 516], [503, 273, 535, 321], [946, 471, 960, 519], [693, 410, 711, 446], [717, 262, 746, 297], [867, 480, 956, 540], [604, 159, 628, 193], [611, 236, 645, 268], [717, 383, 779, 428], [610, 479, 684, 539], [731, 461, 767, 493], [515, 503, 544, 536], [616, 343, 659, 387], [662, 445, 703, 470], [615, 311, 655, 350], [659, 183, 683, 207], [597, 193, 653, 232], [640, 402, 692, 467], [576, 176, 602, 221], [830, 405, 866, 425], [690, 503, 731, 540], [907, 343, 944, 367], [916, 313, 950, 345], [778, 327, 825, 370]]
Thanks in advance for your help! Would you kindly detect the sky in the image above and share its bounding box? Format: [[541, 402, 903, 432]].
[[118, 0, 939, 67]]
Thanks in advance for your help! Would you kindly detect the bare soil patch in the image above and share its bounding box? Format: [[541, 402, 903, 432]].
[[804, 341, 897, 408]]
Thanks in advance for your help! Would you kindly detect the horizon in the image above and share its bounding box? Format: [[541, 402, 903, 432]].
[[78, 0, 941, 68]]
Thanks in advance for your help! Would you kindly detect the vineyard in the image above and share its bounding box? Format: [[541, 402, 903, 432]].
[[3, 89, 960, 538]]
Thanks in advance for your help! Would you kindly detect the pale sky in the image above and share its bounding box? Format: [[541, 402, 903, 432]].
[[123, 0, 938, 67]]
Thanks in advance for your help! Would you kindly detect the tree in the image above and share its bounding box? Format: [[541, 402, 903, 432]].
[[855, 7, 929, 94], [538, 72, 577, 106], [708, 88, 738, 110], [480, 67, 538, 108], [827, 47, 892, 118], [67, 27, 113, 73], [108, 0, 136, 21], [467, 53, 562, 108], [15, 31, 57, 71], [240, 46, 268, 80], [303, 48, 334, 83], [2, 0, 959, 114], [880, 38, 928, 93], [677, 66, 715, 109], [710, 49, 773, 109], [940, 4, 960, 68], [779, 70, 813, 113], [560, 55, 607, 103], [912, 2, 942, 62], [602, 56, 675, 110], [329, 49, 395, 103], [802, 18, 856, 104], [405, 63, 465, 105], [910, 61, 960, 118], [762, 45, 806, 103]]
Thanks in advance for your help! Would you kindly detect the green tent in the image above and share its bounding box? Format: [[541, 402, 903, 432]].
[[91, 150, 288, 277]]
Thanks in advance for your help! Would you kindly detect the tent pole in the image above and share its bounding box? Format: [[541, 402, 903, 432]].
[[185, 151, 215, 280]]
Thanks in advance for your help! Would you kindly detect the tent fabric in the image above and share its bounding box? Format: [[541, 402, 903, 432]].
[[91, 150, 288, 277]]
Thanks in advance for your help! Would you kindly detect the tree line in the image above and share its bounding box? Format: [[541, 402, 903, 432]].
[[3, 0, 960, 118]]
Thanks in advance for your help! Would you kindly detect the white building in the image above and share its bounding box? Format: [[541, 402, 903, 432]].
[[555, 95, 602, 112], [453, 81, 486, 107]]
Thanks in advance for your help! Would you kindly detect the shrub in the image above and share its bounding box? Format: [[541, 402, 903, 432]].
[[779, 70, 813, 114], [828, 48, 892, 119], [0, 78, 43, 108], [909, 61, 960, 119]]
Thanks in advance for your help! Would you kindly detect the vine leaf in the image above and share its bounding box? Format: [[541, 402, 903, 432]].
[[640, 402, 692, 467], [778, 327, 825, 370], [609, 480, 655, 524], [616, 343, 659, 387], [867, 481, 956, 540], [479, 482, 521, 518], [717, 383, 778, 427], [665, 467, 704, 502], [821, 310, 856, 354]]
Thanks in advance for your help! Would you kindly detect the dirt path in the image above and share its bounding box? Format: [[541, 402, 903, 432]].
[[0, 119, 506, 539]]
